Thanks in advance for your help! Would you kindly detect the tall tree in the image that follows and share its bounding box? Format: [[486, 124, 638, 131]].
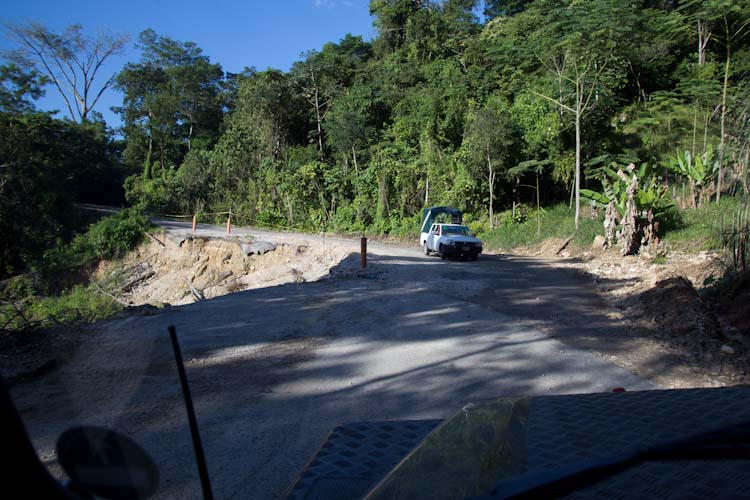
[[463, 97, 518, 228], [291, 51, 340, 157], [370, 0, 427, 54], [115, 30, 224, 177], [492, 0, 634, 228], [4, 22, 128, 122]]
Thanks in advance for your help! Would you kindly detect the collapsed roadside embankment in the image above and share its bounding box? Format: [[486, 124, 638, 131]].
[[96, 232, 355, 307]]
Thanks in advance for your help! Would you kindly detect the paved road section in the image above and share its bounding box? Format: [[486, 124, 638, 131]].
[[12, 222, 655, 499]]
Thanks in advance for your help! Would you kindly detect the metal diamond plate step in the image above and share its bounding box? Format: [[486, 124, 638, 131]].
[[284, 419, 441, 500], [287, 387, 750, 499]]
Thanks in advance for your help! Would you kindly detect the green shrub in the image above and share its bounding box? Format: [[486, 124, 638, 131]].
[[29, 285, 122, 325], [388, 212, 422, 239], [83, 208, 151, 259], [44, 208, 151, 274], [1, 210, 147, 333], [1, 284, 121, 334]]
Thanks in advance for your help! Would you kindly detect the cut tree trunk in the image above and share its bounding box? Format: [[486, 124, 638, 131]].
[[604, 202, 617, 249], [718, 44, 730, 202], [487, 150, 495, 229], [619, 172, 640, 256]]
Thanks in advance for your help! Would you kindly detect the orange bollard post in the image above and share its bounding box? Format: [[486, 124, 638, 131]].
[[360, 237, 367, 269], [226, 214, 231, 235], [192, 214, 197, 233]]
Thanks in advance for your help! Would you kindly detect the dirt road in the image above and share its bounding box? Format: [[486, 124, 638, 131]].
[[11, 224, 654, 499]]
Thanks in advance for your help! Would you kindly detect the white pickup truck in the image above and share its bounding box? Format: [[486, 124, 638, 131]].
[[421, 223, 483, 261]]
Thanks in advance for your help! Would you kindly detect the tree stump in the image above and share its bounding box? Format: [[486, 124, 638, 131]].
[[619, 171, 640, 256], [603, 202, 617, 249]]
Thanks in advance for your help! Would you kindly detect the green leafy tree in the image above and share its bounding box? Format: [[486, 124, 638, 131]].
[[680, 0, 750, 201], [463, 97, 519, 227], [115, 30, 225, 180], [0, 63, 47, 113], [493, 0, 636, 229]]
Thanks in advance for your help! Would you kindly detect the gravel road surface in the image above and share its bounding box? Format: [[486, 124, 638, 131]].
[[11, 222, 655, 499]]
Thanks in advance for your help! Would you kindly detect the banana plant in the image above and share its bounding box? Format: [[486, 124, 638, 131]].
[[582, 162, 673, 218], [667, 145, 719, 207], [582, 162, 674, 255]]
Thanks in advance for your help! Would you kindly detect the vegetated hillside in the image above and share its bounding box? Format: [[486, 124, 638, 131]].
[[3, 1, 750, 279], [112, 0, 750, 241], [2, 1, 750, 361]]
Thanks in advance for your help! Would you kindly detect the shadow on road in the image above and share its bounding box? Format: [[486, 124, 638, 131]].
[[15, 249, 676, 499]]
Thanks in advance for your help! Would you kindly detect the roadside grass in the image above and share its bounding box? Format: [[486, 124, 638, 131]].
[[1, 280, 121, 338], [479, 195, 748, 255], [479, 204, 602, 252], [662, 195, 747, 252]]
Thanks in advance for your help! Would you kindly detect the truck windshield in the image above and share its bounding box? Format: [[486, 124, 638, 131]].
[[442, 226, 469, 236]]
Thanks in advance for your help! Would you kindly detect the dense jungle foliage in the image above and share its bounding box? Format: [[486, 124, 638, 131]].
[[2, 0, 750, 279]]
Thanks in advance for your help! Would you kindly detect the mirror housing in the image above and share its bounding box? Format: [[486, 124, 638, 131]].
[[57, 426, 159, 500]]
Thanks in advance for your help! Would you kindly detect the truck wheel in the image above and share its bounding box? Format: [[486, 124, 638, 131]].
[[423, 242, 431, 255], [471, 253, 479, 261], [439, 245, 446, 260]]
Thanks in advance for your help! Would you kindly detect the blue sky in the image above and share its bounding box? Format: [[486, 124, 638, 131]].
[[1, 0, 376, 127]]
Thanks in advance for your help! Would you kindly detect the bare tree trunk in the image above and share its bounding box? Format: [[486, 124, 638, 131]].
[[286, 193, 294, 225], [143, 135, 153, 179], [704, 110, 710, 155], [487, 150, 495, 229], [351, 146, 358, 172], [690, 178, 698, 209], [574, 84, 582, 230], [425, 176, 429, 205], [743, 146, 749, 196], [718, 43, 730, 203], [569, 179, 574, 209], [604, 202, 616, 249], [314, 86, 324, 157], [698, 20, 710, 65], [377, 174, 389, 221], [692, 107, 698, 157], [536, 173, 541, 236]]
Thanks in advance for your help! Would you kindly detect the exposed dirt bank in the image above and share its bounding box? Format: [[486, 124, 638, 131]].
[[509, 239, 750, 387], [96, 232, 353, 306]]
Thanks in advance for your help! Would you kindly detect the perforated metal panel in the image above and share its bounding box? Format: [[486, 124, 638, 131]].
[[286, 387, 750, 499], [285, 420, 441, 500], [526, 387, 750, 500]]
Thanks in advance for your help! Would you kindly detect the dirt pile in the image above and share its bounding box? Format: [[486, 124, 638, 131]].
[[637, 277, 720, 338], [96, 233, 353, 306]]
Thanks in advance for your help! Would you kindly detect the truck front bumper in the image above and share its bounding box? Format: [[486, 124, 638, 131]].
[[441, 244, 482, 258]]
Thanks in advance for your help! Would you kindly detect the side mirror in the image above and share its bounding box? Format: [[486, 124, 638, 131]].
[[57, 426, 160, 499]]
